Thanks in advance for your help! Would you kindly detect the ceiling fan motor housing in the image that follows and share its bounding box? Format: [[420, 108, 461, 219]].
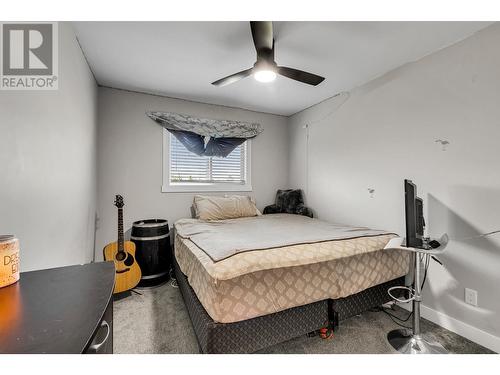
[[211, 21, 325, 87]]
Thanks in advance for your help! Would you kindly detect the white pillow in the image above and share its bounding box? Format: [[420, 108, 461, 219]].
[[193, 195, 261, 221]]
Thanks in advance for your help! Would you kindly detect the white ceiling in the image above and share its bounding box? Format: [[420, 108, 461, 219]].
[[73, 21, 492, 116]]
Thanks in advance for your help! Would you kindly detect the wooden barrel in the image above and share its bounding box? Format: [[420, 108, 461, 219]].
[[130, 219, 171, 288]]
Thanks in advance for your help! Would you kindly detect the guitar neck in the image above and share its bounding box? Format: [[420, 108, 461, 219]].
[[118, 207, 124, 253]]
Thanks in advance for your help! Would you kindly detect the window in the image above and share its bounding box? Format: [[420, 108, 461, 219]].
[[162, 129, 252, 192]]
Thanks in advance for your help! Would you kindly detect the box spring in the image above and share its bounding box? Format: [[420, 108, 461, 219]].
[[174, 258, 405, 354]]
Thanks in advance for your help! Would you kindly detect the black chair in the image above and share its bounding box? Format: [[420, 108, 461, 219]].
[[263, 189, 313, 218]]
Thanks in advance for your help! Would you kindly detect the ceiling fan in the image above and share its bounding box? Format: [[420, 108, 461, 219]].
[[211, 21, 325, 87]]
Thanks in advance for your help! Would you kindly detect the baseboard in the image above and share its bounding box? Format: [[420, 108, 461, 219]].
[[400, 303, 500, 353]]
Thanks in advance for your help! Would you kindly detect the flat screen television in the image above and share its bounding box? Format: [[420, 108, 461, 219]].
[[404, 179, 425, 248]]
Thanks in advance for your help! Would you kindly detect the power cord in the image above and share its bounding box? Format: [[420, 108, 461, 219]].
[[369, 305, 412, 329], [383, 309, 413, 329], [169, 268, 178, 288], [379, 252, 431, 329], [419, 253, 430, 290], [303, 91, 350, 196], [452, 230, 500, 241]]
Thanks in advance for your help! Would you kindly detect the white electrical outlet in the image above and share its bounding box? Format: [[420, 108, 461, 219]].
[[465, 288, 478, 306]]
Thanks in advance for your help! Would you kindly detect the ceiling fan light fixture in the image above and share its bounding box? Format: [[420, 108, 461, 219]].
[[254, 69, 277, 83], [211, 22, 325, 87]]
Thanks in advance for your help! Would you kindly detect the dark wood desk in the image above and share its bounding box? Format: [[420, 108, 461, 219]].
[[0, 262, 115, 354]]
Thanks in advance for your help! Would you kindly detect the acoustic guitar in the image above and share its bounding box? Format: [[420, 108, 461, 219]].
[[103, 195, 142, 294]]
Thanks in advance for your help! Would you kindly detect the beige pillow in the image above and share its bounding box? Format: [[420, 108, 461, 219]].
[[193, 195, 261, 220]]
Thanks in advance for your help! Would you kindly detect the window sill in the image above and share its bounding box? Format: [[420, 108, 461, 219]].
[[161, 183, 253, 193]]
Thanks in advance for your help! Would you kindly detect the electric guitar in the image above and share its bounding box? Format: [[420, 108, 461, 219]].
[[103, 195, 142, 294]]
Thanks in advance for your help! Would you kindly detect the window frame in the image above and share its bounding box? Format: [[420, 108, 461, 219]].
[[161, 128, 253, 193]]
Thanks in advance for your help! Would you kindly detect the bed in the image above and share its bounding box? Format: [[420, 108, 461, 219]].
[[174, 213, 409, 353]]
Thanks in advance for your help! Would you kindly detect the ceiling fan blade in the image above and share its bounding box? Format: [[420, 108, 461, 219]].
[[277, 66, 325, 86], [250, 21, 273, 52], [211, 68, 254, 87]]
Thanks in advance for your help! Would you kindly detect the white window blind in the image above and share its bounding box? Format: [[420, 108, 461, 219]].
[[169, 133, 247, 184]]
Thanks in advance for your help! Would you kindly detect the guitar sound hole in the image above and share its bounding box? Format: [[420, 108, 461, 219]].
[[123, 253, 134, 266]]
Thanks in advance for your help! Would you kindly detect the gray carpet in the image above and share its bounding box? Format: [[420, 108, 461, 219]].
[[113, 282, 494, 354]]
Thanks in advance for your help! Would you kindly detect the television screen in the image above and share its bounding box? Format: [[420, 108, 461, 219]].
[[404, 179, 423, 248], [415, 197, 425, 237]]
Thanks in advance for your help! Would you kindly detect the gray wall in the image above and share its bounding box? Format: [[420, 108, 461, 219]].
[[96, 87, 288, 258], [288, 24, 500, 346], [0, 23, 98, 271]]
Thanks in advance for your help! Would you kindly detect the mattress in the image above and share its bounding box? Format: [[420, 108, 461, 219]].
[[175, 222, 409, 323], [174, 215, 409, 324]]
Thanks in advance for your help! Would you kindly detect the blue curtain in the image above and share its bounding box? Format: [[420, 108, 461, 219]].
[[170, 130, 247, 157]]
